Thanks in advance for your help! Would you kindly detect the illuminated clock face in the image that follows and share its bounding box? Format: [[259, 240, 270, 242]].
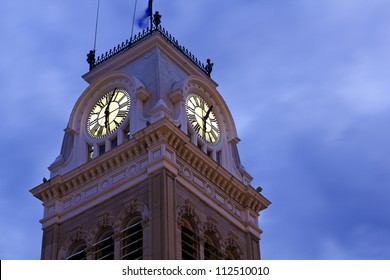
[[87, 88, 130, 139], [186, 94, 220, 144]]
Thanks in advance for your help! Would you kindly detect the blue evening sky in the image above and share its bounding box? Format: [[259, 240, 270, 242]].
[[0, 0, 389, 259]]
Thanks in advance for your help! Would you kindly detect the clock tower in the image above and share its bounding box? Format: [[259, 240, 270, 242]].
[[30, 12, 270, 260]]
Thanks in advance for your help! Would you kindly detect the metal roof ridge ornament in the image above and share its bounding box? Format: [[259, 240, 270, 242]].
[[152, 11, 161, 30], [87, 11, 212, 77]]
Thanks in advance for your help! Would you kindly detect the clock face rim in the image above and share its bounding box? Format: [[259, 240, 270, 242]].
[[86, 88, 131, 139], [185, 93, 220, 144]]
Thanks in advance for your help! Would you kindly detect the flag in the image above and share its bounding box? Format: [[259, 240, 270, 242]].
[[137, 0, 152, 28]]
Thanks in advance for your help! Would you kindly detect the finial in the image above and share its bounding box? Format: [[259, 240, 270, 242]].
[[153, 11, 161, 29], [205, 58, 214, 76], [87, 50, 96, 70], [256, 186, 263, 193]]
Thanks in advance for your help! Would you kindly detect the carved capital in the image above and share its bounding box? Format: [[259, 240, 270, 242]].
[[204, 216, 218, 233], [112, 232, 122, 242], [70, 226, 83, 242], [141, 217, 149, 228], [98, 213, 110, 228], [177, 199, 198, 227], [85, 246, 95, 257], [125, 198, 138, 215], [183, 199, 196, 217]]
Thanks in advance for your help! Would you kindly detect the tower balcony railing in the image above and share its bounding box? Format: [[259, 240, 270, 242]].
[[89, 22, 212, 77]]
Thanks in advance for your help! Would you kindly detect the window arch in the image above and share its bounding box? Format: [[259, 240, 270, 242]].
[[120, 217, 143, 260], [203, 232, 221, 260], [66, 240, 87, 260], [225, 246, 241, 260], [181, 219, 199, 260], [94, 228, 114, 260]]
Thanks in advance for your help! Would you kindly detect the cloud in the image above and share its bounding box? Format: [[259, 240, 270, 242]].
[[319, 223, 390, 260], [0, 205, 42, 260]]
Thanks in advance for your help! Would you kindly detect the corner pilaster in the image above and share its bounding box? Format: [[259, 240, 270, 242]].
[[148, 168, 178, 259]]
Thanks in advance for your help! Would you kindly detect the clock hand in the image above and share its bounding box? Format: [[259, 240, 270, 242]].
[[104, 88, 117, 130], [108, 88, 117, 104], [204, 121, 208, 140], [202, 105, 214, 139], [104, 110, 110, 132], [203, 105, 213, 121]]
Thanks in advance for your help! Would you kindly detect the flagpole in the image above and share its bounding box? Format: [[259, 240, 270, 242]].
[[149, 0, 153, 31], [93, 0, 101, 51], [131, 0, 138, 38]]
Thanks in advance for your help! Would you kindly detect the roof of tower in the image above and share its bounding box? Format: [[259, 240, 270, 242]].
[[86, 11, 214, 78]]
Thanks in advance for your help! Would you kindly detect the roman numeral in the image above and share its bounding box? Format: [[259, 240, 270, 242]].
[[193, 123, 201, 133], [97, 126, 105, 136], [111, 123, 120, 133], [90, 123, 100, 135], [205, 132, 212, 142], [119, 102, 128, 109], [188, 114, 197, 123], [116, 93, 126, 103], [186, 105, 195, 113], [210, 120, 219, 130], [209, 129, 218, 142], [189, 97, 197, 107], [195, 97, 201, 107], [117, 110, 127, 118], [96, 100, 105, 108], [89, 118, 98, 126]]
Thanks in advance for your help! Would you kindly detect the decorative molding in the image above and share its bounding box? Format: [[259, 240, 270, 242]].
[[177, 199, 199, 230], [177, 160, 246, 222], [224, 232, 245, 259], [204, 216, 218, 233], [64, 127, 77, 136], [168, 88, 183, 104], [32, 119, 269, 229], [149, 98, 174, 122], [70, 226, 82, 242], [98, 213, 110, 228], [136, 86, 151, 102], [127, 198, 139, 215], [182, 199, 196, 218], [59, 160, 146, 213], [172, 132, 270, 213], [57, 225, 90, 259], [117, 197, 149, 230]]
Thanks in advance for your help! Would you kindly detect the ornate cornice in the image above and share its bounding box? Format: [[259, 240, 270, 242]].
[[163, 125, 271, 213], [30, 118, 270, 218]]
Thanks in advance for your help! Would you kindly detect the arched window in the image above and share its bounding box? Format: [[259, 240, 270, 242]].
[[94, 229, 114, 260], [66, 240, 87, 260], [224, 246, 241, 260], [203, 233, 221, 260], [120, 217, 143, 260], [181, 220, 198, 260]]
